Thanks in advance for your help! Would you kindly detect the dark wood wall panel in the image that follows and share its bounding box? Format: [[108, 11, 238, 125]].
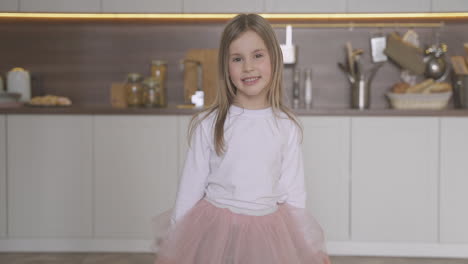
[[1, 20, 468, 108]]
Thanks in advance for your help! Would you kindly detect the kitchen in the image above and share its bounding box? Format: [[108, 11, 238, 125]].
[[1, 1, 468, 264]]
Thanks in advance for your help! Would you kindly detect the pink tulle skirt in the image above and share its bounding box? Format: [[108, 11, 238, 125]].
[[153, 199, 330, 264]]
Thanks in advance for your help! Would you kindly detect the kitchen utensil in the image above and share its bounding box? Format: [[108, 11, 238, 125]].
[[280, 25, 296, 64], [304, 69, 313, 109], [351, 78, 369, 110], [346, 42, 355, 77], [292, 68, 300, 109], [424, 43, 448, 80], [350, 62, 384, 110], [338, 62, 355, 83], [384, 32, 425, 75], [7, 67, 31, 102], [183, 49, 218, 107], [370, 34, 388, 63]]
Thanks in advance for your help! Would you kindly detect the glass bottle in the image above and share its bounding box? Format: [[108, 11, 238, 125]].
[[125, 73, 143, 107], [151, 60, 167, 107], [142, 77, 160, 107]]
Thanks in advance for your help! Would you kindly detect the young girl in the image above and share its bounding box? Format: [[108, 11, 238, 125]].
[[154, 13, 330, 264]]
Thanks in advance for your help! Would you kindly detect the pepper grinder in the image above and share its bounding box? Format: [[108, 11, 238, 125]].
[[292, 68, 300, 109], [304, 69, 312, 109]]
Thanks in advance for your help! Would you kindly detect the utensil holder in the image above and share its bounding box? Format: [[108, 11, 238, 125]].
[[351, 79, 370, 110]]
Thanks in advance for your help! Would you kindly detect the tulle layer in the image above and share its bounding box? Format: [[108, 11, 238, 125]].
[[153, 199, 330, 264]]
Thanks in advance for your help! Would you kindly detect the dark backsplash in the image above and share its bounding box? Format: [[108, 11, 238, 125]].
[[1, 19, 468, 109]]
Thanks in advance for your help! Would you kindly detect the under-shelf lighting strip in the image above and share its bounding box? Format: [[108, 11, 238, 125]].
[[0, 12, 467, 24]]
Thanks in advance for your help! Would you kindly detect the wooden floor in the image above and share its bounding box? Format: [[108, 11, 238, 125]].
[[0, 254, 467, 264]]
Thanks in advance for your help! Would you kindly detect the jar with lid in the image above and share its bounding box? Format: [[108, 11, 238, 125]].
[[142, 77, 161, 107], [151, 60, 167, 107], [125, 73, 143, 107]]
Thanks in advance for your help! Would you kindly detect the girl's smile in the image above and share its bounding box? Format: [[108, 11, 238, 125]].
[[228, 30, 272, 109]]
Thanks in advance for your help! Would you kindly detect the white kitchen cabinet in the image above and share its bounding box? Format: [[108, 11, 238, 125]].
[[351, 117, 438, 242], [94, 115, 178, 239], [347, 0, 431, 12], [102, 0, 183, 13], [183, 0, 263, 13], [265, 0, 347, 13], [440, 118, 468, 243], [432, 0, 468, 12], [7, 115, 93, 238], [0, 116, 6, 238], [0, 0, 18, 11], [19, 0, 100, 12], [301, 117, 350, 241]]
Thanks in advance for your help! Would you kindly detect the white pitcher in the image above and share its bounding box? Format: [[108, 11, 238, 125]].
[[7, 67, 31, 102]]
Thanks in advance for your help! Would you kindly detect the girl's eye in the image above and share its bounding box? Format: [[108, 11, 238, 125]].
[[255, 53, 264, 59], [232, 57, 242, 62]]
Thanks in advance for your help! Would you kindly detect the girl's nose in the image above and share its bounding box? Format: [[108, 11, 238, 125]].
[[243, 59, 254, 72]]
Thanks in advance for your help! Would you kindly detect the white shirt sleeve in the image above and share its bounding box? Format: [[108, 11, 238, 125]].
[[170, 119, 211, 224], [279, 122, 306, 209]]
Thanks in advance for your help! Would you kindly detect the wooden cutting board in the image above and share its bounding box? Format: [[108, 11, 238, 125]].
[[184, 49, 219, 107]]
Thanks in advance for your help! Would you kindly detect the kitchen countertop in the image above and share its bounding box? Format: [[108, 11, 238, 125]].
[[1, 103, 468, 116]]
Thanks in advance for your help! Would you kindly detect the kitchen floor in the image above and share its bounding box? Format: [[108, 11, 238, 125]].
[[0, 253, 467, 264]]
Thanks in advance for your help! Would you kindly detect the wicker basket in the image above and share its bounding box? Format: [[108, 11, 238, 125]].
[[386, 92, 452, 110]]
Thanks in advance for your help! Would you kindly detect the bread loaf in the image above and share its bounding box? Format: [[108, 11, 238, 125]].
[[406, 79, 434, 93], [391, 82, 410, 93]]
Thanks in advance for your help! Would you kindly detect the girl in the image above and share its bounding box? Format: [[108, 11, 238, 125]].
[[154, 13, 330, 264]]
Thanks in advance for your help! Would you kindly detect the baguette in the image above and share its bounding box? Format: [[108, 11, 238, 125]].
[[406, 79, 434, 93], [424, 82, 452, 93]]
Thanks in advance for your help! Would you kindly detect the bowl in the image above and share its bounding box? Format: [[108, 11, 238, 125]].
[[386, 92, 452, 110]]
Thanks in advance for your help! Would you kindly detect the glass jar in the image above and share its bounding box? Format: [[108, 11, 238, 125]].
[[151, 60, 167, 82], [124, 73, 143, 107], [142, 77, 160, 107], [151, 60, 167, 107]]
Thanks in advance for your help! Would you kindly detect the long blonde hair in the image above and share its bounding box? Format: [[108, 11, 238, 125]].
[[188, 13, 302, 156]]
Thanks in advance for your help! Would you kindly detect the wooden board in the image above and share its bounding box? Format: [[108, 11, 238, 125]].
[[183, 49, 219, 107], [110, 83, 127, 108]]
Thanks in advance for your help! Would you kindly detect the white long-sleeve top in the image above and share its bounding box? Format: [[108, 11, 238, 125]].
[[171, 105, 306, 224]]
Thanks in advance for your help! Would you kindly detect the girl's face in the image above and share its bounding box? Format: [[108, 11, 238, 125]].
[[228, 30, 272, 109]]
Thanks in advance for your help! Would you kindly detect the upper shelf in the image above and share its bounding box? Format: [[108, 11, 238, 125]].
[[2, 104, 468, 117]]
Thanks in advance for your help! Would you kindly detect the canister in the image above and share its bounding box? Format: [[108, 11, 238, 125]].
[[7, 67, 31, 102], [452, 71, 468, 108]]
